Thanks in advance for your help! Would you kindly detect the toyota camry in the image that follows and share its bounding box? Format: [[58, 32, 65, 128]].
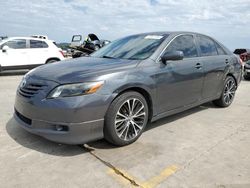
[[14, 32, 242, 146]]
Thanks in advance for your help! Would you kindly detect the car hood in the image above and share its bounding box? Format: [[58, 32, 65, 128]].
[[27, 57, 139, 83]]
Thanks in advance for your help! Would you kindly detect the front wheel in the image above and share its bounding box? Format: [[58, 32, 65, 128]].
[[213, 76, 237, 107], [104, 91, 149, 146], [94, 45, 100, 51], [244, 74, 250, 80]]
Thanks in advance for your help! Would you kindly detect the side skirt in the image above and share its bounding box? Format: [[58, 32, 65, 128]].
[[151, 96, 220, 122]]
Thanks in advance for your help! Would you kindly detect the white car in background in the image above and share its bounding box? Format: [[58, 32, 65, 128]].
[[0, 37, 65, 72]]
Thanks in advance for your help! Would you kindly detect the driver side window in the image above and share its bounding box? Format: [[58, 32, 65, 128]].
[[164, 35, 198, 58], [2, 39, 26, 49]]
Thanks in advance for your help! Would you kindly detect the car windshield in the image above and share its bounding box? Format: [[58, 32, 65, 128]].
[[91, 34, 168, 60]]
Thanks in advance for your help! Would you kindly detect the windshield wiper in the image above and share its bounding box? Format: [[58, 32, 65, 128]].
[[102, 55, 117, 59]]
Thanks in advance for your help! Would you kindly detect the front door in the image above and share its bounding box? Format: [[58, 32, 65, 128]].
[[155, 34, 204, 114], [0, 39, 29, 67]]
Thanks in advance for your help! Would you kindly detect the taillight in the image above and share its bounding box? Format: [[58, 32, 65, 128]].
[[59, 50, 65, 57]]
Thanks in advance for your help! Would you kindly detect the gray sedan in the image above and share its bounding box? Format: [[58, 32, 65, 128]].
[[14, 32, 242, 146]]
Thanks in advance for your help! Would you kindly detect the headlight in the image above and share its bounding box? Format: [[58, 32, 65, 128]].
[[47, 81, 104, 98]]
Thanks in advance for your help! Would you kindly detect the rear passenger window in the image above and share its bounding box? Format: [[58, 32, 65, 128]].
[[215, 42, 226, 55], [164, 35, 198, 58], [30, 40, 48, 48], [197, 35, 218, 56]]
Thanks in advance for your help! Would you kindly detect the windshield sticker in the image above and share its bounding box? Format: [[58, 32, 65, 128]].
[[144, 35, 163, 40]]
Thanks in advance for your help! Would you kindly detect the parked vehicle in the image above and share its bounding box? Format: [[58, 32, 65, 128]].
[[70, 33, 110, 58], [0, 36, 8, 41], [14, 32, 242, 146], [244, 60, 250, 80], [234, 48, 250, 62], [0, 37, 65, 72]]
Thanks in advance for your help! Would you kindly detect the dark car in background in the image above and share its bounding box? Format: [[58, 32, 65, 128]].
[[70, 33, 110, 58], [14, 32, 242, 146], [244, 60, 250, 80]]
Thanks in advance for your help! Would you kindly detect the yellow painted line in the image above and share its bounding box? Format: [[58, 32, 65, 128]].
[[107, 165, 179, 188], [142, 165, 179, 188]]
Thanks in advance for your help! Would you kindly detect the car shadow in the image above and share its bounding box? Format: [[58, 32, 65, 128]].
[[6, 102, 216, 152], [6, 118, 86, 156], [88, 102, 214, 149], [0, 70, 29, 76]]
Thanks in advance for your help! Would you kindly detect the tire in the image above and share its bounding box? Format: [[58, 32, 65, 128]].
[[94, 45, 100, 51], [46, 59, 59, 64], [213, 76, 237, 107], [104, 91, 149, 146], [244, 75, 250, 80]]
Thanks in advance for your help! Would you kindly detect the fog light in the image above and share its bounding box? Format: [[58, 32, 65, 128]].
[[55, 125, 68, 131], [55, 125, 63, 131]]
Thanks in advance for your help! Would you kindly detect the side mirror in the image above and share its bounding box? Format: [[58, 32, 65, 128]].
[[161, 51, 184, 64], [2, 45, 9, 53]]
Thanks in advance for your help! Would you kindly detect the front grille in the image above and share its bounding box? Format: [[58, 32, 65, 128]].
[[19, 83, 46, 98], [15, 109, 32, 125]]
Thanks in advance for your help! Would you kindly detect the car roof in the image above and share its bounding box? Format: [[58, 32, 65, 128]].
[[132, 31, 207, 36], [3, 37, 50, 41]]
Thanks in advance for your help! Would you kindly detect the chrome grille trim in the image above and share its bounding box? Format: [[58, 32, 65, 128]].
[[18, 83, 47, 98]]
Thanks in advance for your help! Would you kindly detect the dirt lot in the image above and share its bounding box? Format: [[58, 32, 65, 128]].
[[0, 72, 250, 188]]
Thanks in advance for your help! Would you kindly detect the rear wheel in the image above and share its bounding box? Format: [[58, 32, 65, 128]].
[[46, 59, 59, 64], [213, 76, 236, 107], [104, 91, 148, 146]]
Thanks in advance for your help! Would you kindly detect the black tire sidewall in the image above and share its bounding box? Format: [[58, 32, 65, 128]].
[[244, 75, 250, 80], [104, 91, 149, 146]]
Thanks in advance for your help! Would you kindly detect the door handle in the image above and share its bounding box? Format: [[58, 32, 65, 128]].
[[195, 63, 202, 69], [225, 59, 229, 64]]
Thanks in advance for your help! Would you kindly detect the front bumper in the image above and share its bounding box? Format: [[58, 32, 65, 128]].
[[14, 78, 114, 144], [14, 109, 104, 144]]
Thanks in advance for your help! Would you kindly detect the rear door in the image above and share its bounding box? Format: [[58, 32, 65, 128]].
[[155, 34, 204, 113], [0, 39, 28, 67], [27, 39, 49, 65], [196, 35, 228, 99]]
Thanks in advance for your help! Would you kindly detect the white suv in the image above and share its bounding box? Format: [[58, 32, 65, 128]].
[[0, 37, 65, 72]]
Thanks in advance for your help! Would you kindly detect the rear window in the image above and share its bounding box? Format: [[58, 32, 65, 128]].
[[215, 42, 226, 55], [30, 40, 48, 48]]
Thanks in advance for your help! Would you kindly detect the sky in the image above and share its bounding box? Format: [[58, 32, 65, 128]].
[[0, 0, 250, 50]]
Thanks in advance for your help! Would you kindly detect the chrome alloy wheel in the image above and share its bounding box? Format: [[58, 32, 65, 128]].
[[223, 78, 236, 105], [115, 98, 146, 141]]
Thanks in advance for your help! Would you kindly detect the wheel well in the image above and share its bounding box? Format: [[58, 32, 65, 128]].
[[45, 58, 60, 64], [226, 73, 238, 87], [117, 87, 153, 121]]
